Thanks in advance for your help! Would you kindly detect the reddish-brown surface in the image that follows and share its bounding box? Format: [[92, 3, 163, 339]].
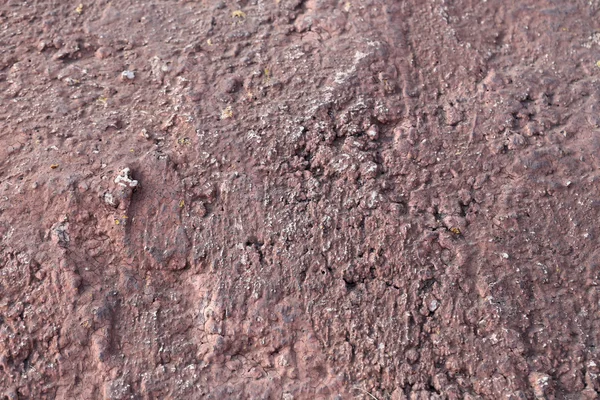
[[1, 0, 600, 398]]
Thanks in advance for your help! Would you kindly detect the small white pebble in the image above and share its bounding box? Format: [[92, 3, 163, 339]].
[[428, 300, 439, 312], [366, 125, 379, 139], [501, 252, 509, 259]]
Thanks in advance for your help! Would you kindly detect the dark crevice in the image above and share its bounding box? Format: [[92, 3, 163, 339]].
[[383, 281, 401, 291], [298, 270, 307, 287], [419, 278, 436, 294], [343, 277, 357, 291], [22, 353, 31, 372]]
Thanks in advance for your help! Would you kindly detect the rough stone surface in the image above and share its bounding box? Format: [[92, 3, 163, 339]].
[[1, 0, 600, 398]]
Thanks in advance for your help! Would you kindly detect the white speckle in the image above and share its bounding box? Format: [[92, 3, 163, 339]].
[[366, 163, 378, 173], [104, 192, 116, 206], [247, 130, 261, 142], [489, 333, 500, 344], [366, 190, 380, 209], [121, 70, 135, 80], [114, 168, 138, 188], [333, 51, 370, 84], [501, 252, 509, 259], [354, 51, 368, 62]]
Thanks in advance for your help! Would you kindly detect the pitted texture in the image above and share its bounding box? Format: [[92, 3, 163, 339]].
[[1, 0, 600, 398]]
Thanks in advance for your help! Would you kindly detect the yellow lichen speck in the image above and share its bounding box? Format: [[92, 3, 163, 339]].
[[344, 2, 351, 12], [75, 4, 83, 14], [96, 96, 108, 106], [221, 105, 233, 120], [179, 200, 185, 208], [450, 227, 461, 235], [596, 60, 600, 69], [232, 10, 246, 19]]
